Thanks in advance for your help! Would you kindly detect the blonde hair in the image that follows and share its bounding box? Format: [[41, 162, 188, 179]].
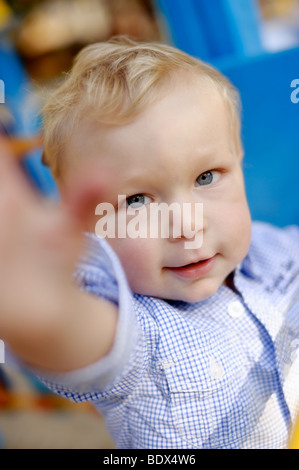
[[42, 36, 242, 180]]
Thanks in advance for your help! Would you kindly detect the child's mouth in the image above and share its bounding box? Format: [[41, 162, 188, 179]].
[[167, 255, 217, 279]]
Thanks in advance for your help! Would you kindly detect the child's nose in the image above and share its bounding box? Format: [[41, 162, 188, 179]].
[[168, 199, 206, 242]]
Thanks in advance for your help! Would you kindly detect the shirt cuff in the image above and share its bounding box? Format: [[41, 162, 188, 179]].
[[28, 236, 140, 397]]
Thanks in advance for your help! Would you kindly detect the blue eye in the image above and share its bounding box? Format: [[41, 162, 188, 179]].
[[126, 194, 151, 209], [196, 170, 220, 186]]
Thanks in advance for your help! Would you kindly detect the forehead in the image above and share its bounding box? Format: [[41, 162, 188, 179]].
[[64, 81, 232, 179]]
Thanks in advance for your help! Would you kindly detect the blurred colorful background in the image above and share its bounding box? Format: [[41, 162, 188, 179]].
[[0, 0, 298, 449]]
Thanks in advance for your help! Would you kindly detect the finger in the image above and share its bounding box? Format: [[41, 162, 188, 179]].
[[9, 133, 43, 159], [0, 136, 37, 201], [61, 163, 120, 230]]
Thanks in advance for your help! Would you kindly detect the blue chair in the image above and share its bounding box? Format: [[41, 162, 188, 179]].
[[218, 47, 299, 227], [0, 36, 58, 198], [154, 0, 263, 60], [153, 0, 299, 227]]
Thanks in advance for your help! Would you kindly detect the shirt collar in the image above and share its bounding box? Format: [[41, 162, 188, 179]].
[[239, 252, 264, 282]]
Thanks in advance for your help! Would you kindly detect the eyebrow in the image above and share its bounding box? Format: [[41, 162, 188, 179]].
[[119, 148, 234, 191], [194, 148, 235, 167], [121, 171, 160, 191]]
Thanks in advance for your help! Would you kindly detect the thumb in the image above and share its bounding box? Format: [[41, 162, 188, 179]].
[[60, 164, 119, 231]]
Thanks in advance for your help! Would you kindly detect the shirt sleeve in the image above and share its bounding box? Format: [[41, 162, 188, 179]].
[[29, 234, 148, 403], [284, 224, 299, 243]]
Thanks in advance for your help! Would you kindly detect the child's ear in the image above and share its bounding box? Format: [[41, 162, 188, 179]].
[[234, 146, 244, 162], [238, 141, 244, 161]]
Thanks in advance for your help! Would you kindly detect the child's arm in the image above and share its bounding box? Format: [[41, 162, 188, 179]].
[[0, 137, 118, 372]]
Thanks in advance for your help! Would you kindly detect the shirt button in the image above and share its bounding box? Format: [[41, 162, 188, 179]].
[[228, 301, 245, 318]]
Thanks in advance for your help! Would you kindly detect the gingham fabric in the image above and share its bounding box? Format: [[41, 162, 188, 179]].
[[36, 222, 299, 449]]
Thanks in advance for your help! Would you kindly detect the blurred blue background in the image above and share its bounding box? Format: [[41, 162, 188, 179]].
[[0, 0, 299, 226]]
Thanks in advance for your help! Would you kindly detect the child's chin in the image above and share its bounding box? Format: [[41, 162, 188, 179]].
[[169, 281, 221, 304]]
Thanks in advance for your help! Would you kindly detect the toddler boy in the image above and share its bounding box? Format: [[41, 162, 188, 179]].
[[1, 37, 299, 449]]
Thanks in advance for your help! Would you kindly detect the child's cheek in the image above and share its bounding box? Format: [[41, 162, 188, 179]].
[[212, 194, 251, 259], [225, 200, 252, 259], [108, 237, 155, 290]]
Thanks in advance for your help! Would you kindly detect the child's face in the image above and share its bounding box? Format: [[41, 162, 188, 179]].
[[67, 80, 251, 302]]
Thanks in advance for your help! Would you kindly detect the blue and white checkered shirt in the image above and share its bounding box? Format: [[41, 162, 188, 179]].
[[37, 222, 299, 449]]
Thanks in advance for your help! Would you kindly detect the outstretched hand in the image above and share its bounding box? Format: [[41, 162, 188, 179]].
[[0, 137, 118, 370]]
